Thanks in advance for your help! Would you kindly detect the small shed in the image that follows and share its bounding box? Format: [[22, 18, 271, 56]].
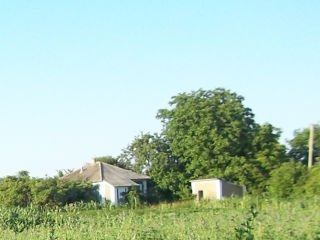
[[190, 178, 244, 201]]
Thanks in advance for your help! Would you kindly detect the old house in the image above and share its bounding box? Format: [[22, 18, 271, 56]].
[[61, 160, 150, 204], [190, 178, 244, 201]]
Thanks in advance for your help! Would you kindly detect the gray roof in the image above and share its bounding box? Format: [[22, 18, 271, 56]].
[[61, 161, 150, 187]]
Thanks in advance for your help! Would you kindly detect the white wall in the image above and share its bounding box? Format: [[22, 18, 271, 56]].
[[107, 182, 116, 203], [217, 180, 222, 199], [93, 182, 148, 204], [191, 179, 222, 200], [93, 182, 106, 203], [93, 181, 116, 203]]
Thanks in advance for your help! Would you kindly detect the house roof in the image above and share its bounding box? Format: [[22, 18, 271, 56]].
[[60, 161, 150, 187]]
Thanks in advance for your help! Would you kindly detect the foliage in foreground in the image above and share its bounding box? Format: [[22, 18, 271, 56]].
[[0, 172, 98, 207], [0, 196, 319, 240]]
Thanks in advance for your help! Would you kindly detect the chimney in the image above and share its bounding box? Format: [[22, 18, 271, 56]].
[[80, 167, 83, 174]]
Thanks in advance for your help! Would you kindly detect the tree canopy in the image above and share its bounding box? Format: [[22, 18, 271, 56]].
[[94, 155, 130, 169], [288, 124, 320, 165], [119, 133, 184, 200], [157, 89, 256, 180], [121, 88, 288, 198]]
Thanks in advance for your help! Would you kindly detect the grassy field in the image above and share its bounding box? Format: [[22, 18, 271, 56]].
[[0, 196, 319, 240]]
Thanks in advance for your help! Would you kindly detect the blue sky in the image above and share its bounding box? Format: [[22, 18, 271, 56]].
[[0, 1, 319, 177]]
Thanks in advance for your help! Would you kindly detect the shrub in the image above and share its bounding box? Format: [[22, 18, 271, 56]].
[[123, 188, 142, 208], [303, 165, 320, 197], [267, 161, 307, 198], [31, 178, 99, 207], [55, 180, 99, 205], [0, 173, 98, 207], [0, 176, 31, 207]]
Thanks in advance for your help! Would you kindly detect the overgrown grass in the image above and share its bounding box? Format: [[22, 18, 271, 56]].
[[0, 196, 319, 239]]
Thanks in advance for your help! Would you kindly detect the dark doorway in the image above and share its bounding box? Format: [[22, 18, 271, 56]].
[[198, 190, 203, 201]]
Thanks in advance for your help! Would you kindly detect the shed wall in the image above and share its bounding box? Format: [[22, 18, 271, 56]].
[[192, 181, 219, 200], [221, 181, 243, 197]]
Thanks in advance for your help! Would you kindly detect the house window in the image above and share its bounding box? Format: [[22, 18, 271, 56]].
[[117, 187, 129, 203], [140, 183, 144, 193]]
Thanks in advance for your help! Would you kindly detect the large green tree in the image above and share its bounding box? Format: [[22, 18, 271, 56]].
[[157, 89, 255, 180], [156, 88, 287, 194], [288, 124, 320, 165], [121, 88, 287, 198]]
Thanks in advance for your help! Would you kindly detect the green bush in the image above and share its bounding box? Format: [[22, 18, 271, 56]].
[[55, 180, 99, 206], [29, 178, 59, 206], [303, 165, 320, 197], [0, 173, 98, 207], [267, 161, 307, 198], [30, 178, 98, 207], [123, 188, 143, 208], [0, 176, 31, 207]]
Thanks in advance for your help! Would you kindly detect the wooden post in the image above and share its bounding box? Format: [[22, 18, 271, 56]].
[[308, 124, 314, 169]]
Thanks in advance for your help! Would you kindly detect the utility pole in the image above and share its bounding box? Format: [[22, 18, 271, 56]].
[[308, 124, 314, 169]]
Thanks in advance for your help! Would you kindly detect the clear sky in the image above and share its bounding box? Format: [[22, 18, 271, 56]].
[[0, 1, 319, 178]]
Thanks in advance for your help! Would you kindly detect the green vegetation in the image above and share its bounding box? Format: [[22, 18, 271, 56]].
[[119, 89, 317, 199], [267, 161, 307, 199], [0, 172, 98, 208], [288, 124, 320, 165], [0, 197, 319, 239], [1, 88, 319, 238], [303, 165, 320, 197], [94, 155, 131, 170]]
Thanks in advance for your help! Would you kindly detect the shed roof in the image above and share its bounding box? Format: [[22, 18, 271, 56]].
[[61, 161, 150, 187], [190, 178, 243, 187], [190, 178, 219, 182]]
